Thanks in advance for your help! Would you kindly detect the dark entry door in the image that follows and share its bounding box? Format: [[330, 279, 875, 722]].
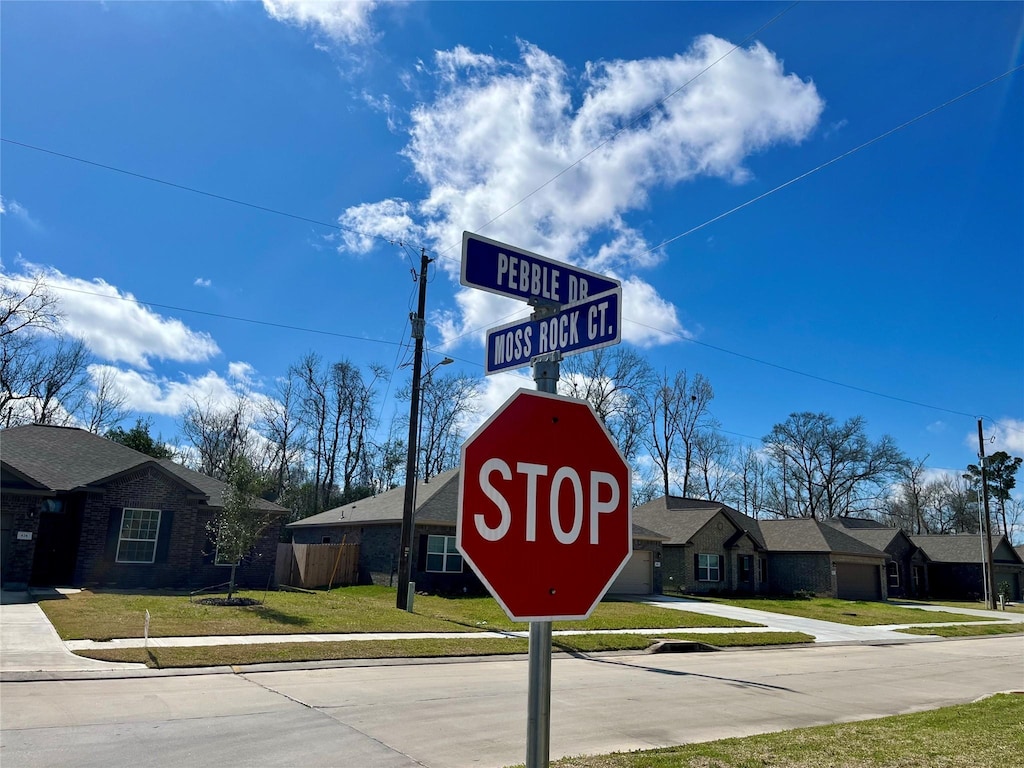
[[29, 502, 81, 586]]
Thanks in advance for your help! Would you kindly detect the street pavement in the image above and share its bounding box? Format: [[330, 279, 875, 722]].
[[2, 589, 1022, 677], [2, 637, 1021, 768]]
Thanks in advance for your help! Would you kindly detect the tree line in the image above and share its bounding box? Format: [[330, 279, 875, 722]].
[[3, 279, 1020, 541]]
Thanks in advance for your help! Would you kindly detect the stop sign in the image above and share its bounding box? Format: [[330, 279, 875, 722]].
[[457, 389, 632, 621]]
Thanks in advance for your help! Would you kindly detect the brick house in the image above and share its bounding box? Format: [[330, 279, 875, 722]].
[[288, 469, 666, 595], [824, 517, 917, 598], [631, 497, 769, 595], [910, 534, 1024, 601], [0, 424, 285, 590], [759, 519, 888, 600]]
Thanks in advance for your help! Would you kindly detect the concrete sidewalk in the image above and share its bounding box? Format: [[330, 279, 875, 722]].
[[0, 591, 145, 673]]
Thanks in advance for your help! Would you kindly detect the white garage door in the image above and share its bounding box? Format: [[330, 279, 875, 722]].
[[609, 550, 652, 595]]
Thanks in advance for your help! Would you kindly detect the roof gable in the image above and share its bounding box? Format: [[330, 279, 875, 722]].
[[2, 424, 165, 491], [761, 518, 886, 557], [632, 496, 764, 548], [1, 424, 286, 514], [909, 534, 1021, 564]]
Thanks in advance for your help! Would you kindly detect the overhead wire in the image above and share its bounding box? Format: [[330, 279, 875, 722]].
[[3, 61, 1020, 430]]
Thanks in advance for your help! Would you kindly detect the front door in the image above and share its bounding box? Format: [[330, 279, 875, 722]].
[[29, 500, 81, 586]]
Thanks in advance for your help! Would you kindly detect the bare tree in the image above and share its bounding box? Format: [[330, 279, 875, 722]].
[[1, 278, 92, 427], [258, 372, 303, 499], [762, 412, 908, 519], [690, 429, 732, 501], [84, 366, 130, 434], [560, 347, 654, 462], [639, 369, 714, 498], [180, 395, 255, 480], [886, 458, 931, 534], [412, 372, 481, 480], [726, 443, 771, 519], [291, 354, 384, 511]]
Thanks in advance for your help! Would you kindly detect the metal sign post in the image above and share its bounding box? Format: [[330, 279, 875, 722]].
[[528, 350, 559, 768], [457, 232, 629, 768]]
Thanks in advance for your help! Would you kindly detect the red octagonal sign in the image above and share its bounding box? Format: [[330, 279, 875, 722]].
[[458, 389, 632, 621]]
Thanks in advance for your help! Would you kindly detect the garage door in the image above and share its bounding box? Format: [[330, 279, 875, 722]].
[[609, 550, 652, 595], [836, 562, 881, 601]]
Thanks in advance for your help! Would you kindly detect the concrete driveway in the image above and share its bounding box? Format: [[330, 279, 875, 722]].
[[0, 591, 145, 674], [640, 594, 1024, 643]]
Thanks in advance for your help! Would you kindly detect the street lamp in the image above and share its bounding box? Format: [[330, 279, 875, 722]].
[[396, 355, 453, 612]]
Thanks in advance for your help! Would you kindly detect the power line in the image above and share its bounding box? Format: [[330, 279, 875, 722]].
[[625, 316, 979, 420], [3, 274, 407, 349], [5, 272, 998, 424], [643, 63, 1024, 255], [0, 137, 424, 252]]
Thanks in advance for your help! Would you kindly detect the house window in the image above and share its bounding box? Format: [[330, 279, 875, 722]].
[[759, 558, 768, 584], [426, 535, 463, 573], [888, 562, 900, 589], [322, 536, 332, 544], [116, 508, 161, 564], [697, 553, 720, 582]]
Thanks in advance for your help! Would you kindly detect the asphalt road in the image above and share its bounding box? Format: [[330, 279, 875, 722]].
[[1, 637, 1021, 768]]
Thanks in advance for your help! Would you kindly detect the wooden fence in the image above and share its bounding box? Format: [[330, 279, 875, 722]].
[[275, 543, 359, 589]]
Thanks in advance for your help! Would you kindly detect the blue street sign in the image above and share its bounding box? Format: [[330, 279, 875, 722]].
[[484, 288, 622, 375], [462, 231, 620, 305]]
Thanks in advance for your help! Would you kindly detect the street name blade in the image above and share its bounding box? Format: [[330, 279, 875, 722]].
[[485, 288, 621, 375], [462, 231, 620, 305]]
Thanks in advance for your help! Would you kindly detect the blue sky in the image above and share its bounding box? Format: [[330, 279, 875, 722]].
[[2, 1, 1022, 483]]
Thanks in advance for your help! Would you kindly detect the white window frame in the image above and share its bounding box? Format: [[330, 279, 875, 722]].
[[116, 508, 161, 564], [425, 534, 463, 574], [888, 562, 900, 588], [697, 553, 720, 582]]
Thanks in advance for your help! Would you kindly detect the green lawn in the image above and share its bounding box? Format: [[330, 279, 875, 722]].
[[692, 595, 999, 626], [76, 631, 814, 668], [541, 694, 1023, 768], [40, 585, 757, 641], [897, 623, 1024, 638]]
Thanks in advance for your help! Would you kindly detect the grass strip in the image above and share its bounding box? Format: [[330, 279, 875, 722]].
[[75, 631, 812, 668], [543, 693, 1024, 768], [896, 623, 1024, 638], [689, 596, 998, 626]]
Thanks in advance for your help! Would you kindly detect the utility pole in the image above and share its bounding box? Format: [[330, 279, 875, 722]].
[[396, 248, 430, 612], [977, 419, 998, 610]]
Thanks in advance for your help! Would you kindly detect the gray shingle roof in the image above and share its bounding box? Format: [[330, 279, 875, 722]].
[[631, 497, 764, 547], [1, 424, 285, 513], [910, 534, 1010, 564], [760, 518, 885, 558], [289, 469, 461, 528], [2, 424, 169, 491], [290, 469, 668, 540]]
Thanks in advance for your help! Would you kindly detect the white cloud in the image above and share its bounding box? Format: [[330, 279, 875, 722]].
[[985, 418, 1024, 456], [0, 195, 42, 230], [89, 365, 241, 417], [338, 199, 424, 253], [3, 265, 220, 369], [228, 361, 258, 387], [194, 277, 212, 288], [344, 35, 823, 352], [263, 0, 381, 45]]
